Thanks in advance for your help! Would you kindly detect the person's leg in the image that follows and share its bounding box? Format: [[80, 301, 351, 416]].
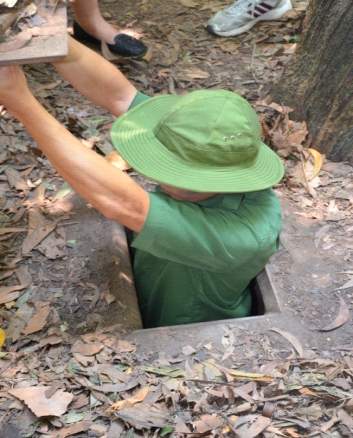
[[207, 0, 293, 37], [72, 0, 148, 59], [53, 37, 136, 116], [72, 0, 118, 44]]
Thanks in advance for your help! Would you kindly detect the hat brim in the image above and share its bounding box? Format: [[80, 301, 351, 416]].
[[111, 94, 284, 193]]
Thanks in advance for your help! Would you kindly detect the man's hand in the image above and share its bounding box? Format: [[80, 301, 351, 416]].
[[0, 66, 32, 111], [4, 76, 149, 232]]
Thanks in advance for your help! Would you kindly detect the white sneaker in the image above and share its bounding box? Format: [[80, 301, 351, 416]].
[[207, 0, 293, 37]]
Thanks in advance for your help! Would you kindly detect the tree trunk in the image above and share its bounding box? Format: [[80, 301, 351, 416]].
[[271, 0, 353, 162]]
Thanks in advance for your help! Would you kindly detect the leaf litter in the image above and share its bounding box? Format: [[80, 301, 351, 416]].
[[318, 297, 350, 332], [8, 387, 73, 417], [2, 325, 353, 436], [270, 328, 304, 357], [22, 301, 51, 335], [1, 0, 353, 436]]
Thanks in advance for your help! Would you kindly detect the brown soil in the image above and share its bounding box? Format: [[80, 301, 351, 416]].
[[2, 1, 353, 436]]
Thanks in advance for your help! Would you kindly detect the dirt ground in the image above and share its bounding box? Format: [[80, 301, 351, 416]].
[[1, 0, 308, 333], [1, 0, 353, 436]]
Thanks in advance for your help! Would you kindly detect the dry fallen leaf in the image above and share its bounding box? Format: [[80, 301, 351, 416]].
[[282, 43, 297, 54], [8, 387, 73, 417], [232, 414, 271, 438], [182, 67, 210, 80], [268, 102, 293, 114], [224, 368, 273, 382], [0, 328, 6, 348], [50, 420, 92, 438], [291, 156, 317, 197], [22, 209, 56, 255], [0, 284, 27, 304], [22, 302, 51, 335], [158, 40, 179, 67], [15, 264, 32, 287], [287, 121, 308, 147], [115, 404, 170, 429], [6, 303, 33, 342], [73, 352, 95, 367], [338, 278, 353, 290], [109, 386, 150, 412], [71, 394, 90, 410], [285, 428, 301, 438], [106, 151, 131, 171], [337, 408, 353, 431], [0, 227, 26, 235], [96, 364, 128, 383], [0, 270, 14, 281], [193, 414, 223, 433], [299, 387, 318, 397], [179, 0, 198, 7], [262, 402, 276, 419], [107, 421, 124, 436], [4, 167, 27, 191], [240, 415, 271, 438], [319, 297, 350, 332], [320, 415, 339, 433], [308, 148, 324, 178], [175, 416, 191, 434], [39, 334, 62, 347], [326, 199, 345, 221], [103, 338, 136, 353], [270, 328, 304, 357], [72, 340, 104, 356], [303, 148, 324, 181], [75, 375, 138, 394], [37, 231, 66, 260]]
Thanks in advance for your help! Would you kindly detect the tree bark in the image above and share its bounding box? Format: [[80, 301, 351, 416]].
[[271, 0, 353, 162]]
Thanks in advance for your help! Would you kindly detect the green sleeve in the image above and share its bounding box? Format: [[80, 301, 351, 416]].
[[131, 192, 260, 273], [128, 91, 151, 110]]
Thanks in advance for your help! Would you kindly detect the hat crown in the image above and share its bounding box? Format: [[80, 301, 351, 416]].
[[154, 90, 262, 167]]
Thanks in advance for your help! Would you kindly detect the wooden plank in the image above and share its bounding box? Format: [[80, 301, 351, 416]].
[[0, 1, 68, 65]]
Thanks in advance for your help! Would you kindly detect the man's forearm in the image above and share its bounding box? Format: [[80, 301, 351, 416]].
[[9, 96, 149, 231], [53, 37, 137, 116]]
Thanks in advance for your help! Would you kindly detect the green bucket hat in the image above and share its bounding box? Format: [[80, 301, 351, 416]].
[[111, 90, 284, 192]]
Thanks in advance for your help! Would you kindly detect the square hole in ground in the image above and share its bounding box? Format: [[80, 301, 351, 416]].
[[60, 211, 281, 335], [136, 267, 282, 332], [250, 267, 281, 316], [126, 223, 281, 327]]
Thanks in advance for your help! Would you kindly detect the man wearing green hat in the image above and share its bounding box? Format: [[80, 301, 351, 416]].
[[0, 37, 283, 328]]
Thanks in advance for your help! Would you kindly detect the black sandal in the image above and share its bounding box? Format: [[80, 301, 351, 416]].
[[73, 22, 148, 60]]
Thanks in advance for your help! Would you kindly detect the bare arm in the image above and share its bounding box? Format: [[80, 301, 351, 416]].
[[52, 37, 137, 116], [1, 66, 149, 232]]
